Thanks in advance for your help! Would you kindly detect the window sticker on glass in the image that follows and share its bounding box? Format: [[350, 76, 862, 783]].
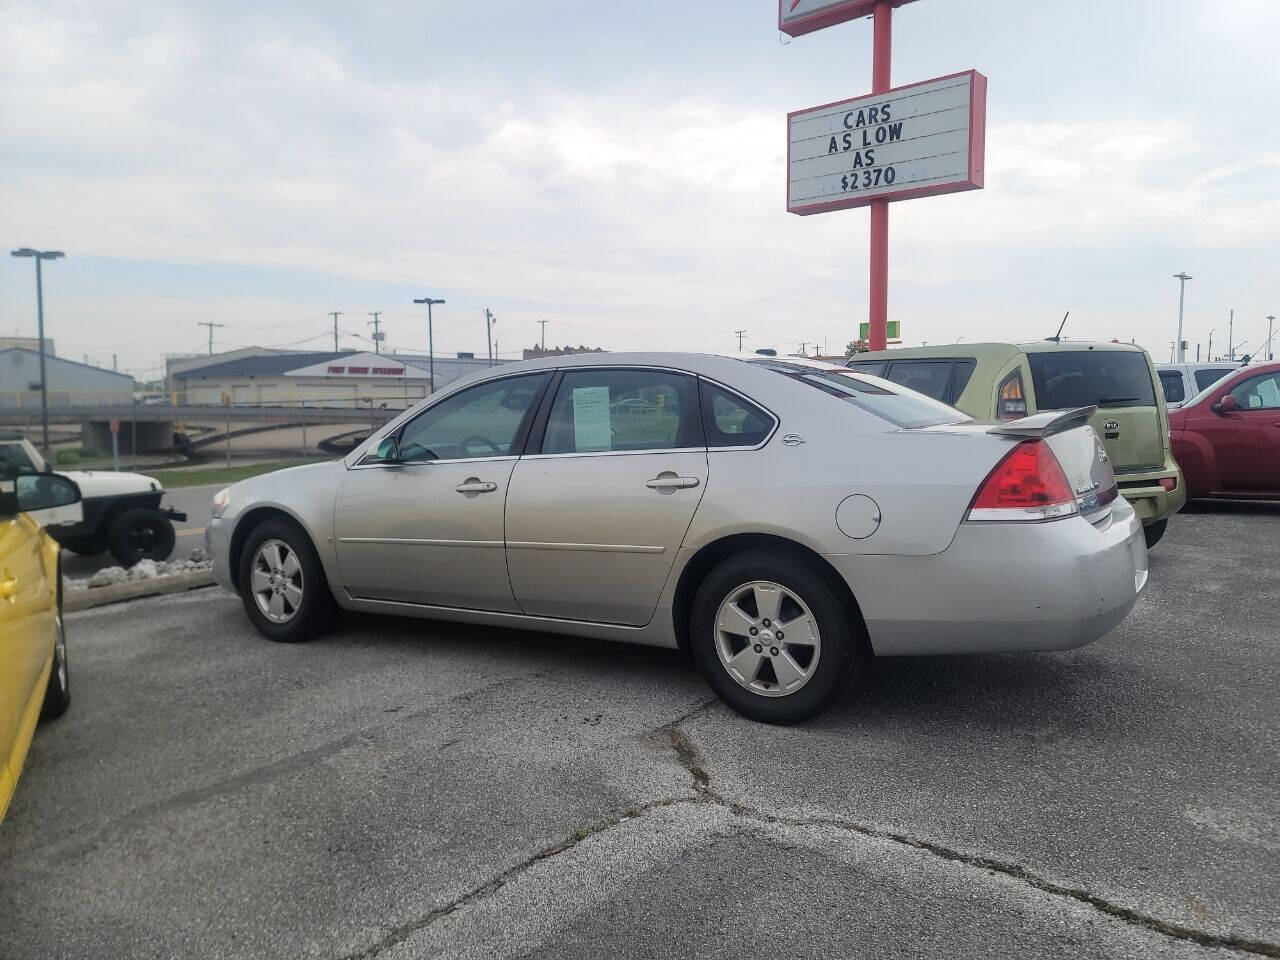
[[572, 386, 612, 451]]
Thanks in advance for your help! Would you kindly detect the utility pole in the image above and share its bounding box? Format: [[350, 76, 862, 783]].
[[413, 297, 445, 392], [197, 320, 225, 356], [1207, 328, 1215, 362], [799, 341, 808, 357], [484, 309, 496, 365], [328, 311, 344, 352], [538, 319, 549, 351], [1172, 272, 1192, 363], [734, 330, 746, 352], [10, 247, 64, 458], [1228, 308, 1234, 360], [367, 311, 383, 354], [1267, 316, 1276, 361]]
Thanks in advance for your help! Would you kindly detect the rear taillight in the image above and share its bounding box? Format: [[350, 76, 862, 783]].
[[1159, 476, 1178, 492], [996, 371, 1027, 420], [967, 439, 1078, 522]]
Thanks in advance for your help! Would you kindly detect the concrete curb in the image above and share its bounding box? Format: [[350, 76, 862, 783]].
[[66, 570, 218, 612]]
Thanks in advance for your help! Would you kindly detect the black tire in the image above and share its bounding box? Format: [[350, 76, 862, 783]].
[[41, 597, 70, 720], [58, 534, 108, 557], [689, 549, 864, 724], [1143, 518, 1168, 549], [106, 508, 177, 566], [237, 516, 336, 643]]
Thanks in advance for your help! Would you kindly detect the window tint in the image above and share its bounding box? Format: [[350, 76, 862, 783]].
[[1027, 351, 1156, 410], [884, 360, 952, 401], [395, 373, 549, 462], [1158, 370, 1186, 403], [1230, 373, 1280, 410], [1195, 368, 1235, 391], [701, 381, 775, 448], [846, 360, 887, 377], [542, 369, 697, 454], [951, 359, 977, 403], [757, 362, 965, 429]]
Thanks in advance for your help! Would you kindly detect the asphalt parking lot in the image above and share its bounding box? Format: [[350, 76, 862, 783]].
[[2, 505, 1277, 959]]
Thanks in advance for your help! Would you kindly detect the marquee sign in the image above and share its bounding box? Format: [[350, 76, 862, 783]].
[[779, 0, 920, 38], [787, 70, 986, 216], [283, 351, 433, 380]]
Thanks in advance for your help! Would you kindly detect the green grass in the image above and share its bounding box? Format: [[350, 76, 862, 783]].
[[149, 459, 316, 489]]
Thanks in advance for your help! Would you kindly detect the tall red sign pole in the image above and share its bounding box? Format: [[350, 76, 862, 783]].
[[868, 0, 892, 352]]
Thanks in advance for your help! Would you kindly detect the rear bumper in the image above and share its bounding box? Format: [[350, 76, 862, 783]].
[[1115, 462, 1187, 523], [827, 499, 1148, 656]]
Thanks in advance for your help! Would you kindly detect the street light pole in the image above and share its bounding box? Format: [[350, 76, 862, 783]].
[[1207, 328, 1215, 362], [413, 297, 445, 393], [10, 247, 65, 459], [1267, 315, 1276, 362], [1172, 272, 1192, 363]]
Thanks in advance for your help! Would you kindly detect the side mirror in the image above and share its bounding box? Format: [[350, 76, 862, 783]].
[[15, 472, 82, 512], [14, 471, 81, 514], [373, 435, 402, 463], [1211, 395, 1237, 414]]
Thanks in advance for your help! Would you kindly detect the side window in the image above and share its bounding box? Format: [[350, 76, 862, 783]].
[[1196, 368, 1235, 392], [846, 361, 887, 377], [1230, 373, 1280, 410], [1158, 370, 1186, 403], [950, 359, 977, 404], [701, 381, 775, 448], [997, 369, 1028, 420], [394, 373, 549, 462], [884, 360, 953, 401], [540, 369, 697, 455]]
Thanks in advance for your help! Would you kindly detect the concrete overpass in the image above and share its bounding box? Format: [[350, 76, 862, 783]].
[[0, 403, 399, 453]]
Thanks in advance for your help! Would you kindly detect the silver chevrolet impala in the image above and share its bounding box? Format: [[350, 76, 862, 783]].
[[207, 352, 1148, 723]]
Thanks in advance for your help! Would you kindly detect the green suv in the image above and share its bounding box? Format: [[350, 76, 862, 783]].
[[848, 341, 1186, 547]]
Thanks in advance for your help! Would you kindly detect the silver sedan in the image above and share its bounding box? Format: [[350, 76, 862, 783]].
[[207, 352, 1148, 723]]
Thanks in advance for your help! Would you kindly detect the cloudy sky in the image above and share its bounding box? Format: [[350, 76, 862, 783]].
[[2, 0, 1277, 380]]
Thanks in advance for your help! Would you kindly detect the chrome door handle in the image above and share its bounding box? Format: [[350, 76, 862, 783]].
[[455, 480, 498, 494], [646, 476, 700, 490]]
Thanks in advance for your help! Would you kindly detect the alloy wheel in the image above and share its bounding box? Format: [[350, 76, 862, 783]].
[[713, 580, 822, 697], [250, 539, 304, 623]]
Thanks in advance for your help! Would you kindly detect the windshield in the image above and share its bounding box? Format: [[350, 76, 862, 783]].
[[753, 361, 968, 428], [1028, 351, 1157, 410]]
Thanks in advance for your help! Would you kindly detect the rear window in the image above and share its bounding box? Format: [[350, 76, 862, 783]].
[[757, 362, 966, 428], [1158, 370, 1186, 403], [882, 360, 952, 402], [1194, 368, 1235, 391], [1027, 351, 1157, 410], [846, 360, 887, 377]]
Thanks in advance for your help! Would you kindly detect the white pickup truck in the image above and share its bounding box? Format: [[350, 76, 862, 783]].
[[0, 436, 186, 566]]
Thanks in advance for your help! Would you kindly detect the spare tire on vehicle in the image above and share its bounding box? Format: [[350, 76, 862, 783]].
[[107, 508, 177, 567]]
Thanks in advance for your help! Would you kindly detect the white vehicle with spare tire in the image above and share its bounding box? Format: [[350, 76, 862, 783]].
[[0, 436, 186, 566]]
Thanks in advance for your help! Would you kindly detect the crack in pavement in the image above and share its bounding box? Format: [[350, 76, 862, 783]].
[[345, 716, 1280, 960]]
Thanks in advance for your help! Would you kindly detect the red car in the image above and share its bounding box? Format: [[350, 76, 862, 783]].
[[1168, 360, 1280, 500]]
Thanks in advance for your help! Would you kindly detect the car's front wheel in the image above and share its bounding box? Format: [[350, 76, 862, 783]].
[[690, 550, 864, 724], [237, 517, 335, 643]]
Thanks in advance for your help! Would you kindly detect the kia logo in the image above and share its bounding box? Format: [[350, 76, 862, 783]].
[[1103, 419, 1120, 432]]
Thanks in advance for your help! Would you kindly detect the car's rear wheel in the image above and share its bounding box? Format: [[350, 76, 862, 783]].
[[237, 517, 335, 643], [1143, 518, 1168, 549], [41, 601, 70, 720], [107, 508, 177, 566], [690, 550, 863, 724]]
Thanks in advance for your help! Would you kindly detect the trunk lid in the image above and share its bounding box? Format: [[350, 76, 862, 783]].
[[986, 408, 1118, 519]]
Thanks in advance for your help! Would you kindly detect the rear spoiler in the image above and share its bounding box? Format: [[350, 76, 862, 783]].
[[986, 406, 1097, 438]]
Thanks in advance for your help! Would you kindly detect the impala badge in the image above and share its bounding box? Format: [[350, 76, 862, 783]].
[[782, 434, 805, 446]]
